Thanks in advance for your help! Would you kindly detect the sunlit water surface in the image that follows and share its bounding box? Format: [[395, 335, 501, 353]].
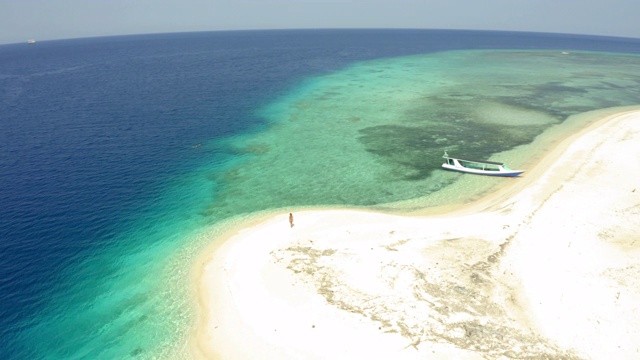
[[2, 30, 640, 358]]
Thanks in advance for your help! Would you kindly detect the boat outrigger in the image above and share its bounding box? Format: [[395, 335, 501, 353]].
[[442, 151, 524, 177]]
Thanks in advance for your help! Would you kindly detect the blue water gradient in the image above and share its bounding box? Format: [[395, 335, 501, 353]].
[[2, 30, 640, 358]]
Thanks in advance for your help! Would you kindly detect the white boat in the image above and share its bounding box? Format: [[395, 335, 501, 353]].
[[27, 39, 36, 44], [442, 151, 524, 177]]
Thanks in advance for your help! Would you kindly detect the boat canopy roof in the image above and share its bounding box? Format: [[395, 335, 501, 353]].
[[442, 153, 504, 166]]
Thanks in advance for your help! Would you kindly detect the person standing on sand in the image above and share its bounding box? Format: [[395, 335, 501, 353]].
[[289, 213, 294, 228]]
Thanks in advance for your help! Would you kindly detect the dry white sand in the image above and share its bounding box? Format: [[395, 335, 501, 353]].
[[195, 110, 640, 360]]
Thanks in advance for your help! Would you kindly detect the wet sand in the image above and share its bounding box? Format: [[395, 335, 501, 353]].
[[194, 109, 640, 359]]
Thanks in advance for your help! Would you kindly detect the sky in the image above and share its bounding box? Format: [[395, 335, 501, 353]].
[[1, 0, 640, 44]]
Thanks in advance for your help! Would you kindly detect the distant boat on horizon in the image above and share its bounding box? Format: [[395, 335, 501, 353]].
[[27, 39, 36, 44]]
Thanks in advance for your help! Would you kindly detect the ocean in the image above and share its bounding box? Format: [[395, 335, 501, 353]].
[[2, 29, 640, 359]]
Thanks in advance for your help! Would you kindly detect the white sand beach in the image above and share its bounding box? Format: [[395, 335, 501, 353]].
[[195, 109, 640, 359]]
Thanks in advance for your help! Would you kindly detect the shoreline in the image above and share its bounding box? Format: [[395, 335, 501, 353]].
[[194, 108, 640, 359]]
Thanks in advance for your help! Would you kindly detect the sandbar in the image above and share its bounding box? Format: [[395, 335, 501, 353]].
[[195, 109, 640, 359]]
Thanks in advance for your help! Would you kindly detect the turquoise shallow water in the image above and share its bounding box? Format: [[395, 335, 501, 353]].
[[188, 49, 640, 356], [212, 50, 640, 213], [3, 31, 640, 359]]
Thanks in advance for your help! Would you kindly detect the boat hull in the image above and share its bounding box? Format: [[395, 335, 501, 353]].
[[441, 164, 524, 177]]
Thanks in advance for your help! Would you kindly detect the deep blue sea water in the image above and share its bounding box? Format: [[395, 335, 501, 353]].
[[2, 29, 640, 359]]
